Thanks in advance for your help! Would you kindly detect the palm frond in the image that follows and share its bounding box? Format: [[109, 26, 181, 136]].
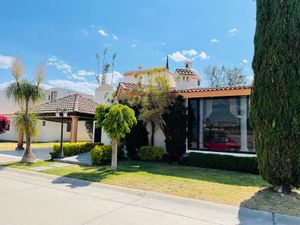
[[11, 58, 23, 81]]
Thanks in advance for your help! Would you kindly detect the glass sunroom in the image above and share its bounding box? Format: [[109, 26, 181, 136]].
[[176, 86, 254, 154]]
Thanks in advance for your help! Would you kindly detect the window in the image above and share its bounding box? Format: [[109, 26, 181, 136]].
[[42, 121, 46, 126], [186, 77, 189, 82], [66, 122, 71, 132], [187, 97, 254, 153]]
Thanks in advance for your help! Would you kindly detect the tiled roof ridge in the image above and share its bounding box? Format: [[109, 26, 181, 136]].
[[173, 85, 252, 93]]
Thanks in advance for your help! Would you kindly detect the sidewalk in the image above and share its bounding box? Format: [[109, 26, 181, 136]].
[[0, 166, 299, 225]]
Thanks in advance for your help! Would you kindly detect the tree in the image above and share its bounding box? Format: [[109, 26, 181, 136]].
[[6, 59, 45, 163], [130, 73, 174, 146], [95, 48, 110, 85], [250, 0, 300, 193], [124, 105, 149, 159], [95, 104, 137, 170], [204, 65, 246, 87], [162, 96, 187, 162]]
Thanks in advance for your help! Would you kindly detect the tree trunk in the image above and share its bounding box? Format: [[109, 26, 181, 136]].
[[111, 139, 118, 170], [150, 121, 155, 146], [16, 131, 24, 150], [21, 100, 36, 163], [21, 129, 35, 163]]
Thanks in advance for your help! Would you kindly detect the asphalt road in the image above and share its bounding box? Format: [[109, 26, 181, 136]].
[[0, 166, 299, 225]]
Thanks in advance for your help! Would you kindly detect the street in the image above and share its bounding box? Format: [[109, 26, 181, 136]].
[[0, 166, 299, 225]]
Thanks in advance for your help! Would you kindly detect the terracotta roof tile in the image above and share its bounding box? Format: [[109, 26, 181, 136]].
[[172, 86, 252, 93], [175, 68, 198, 76], [119, 82, 140, 91], [35, 94, 98, 115]]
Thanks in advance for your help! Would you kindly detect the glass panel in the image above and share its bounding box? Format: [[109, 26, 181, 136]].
[[188, 99, 199, 149], [203, 97, 241, 152]]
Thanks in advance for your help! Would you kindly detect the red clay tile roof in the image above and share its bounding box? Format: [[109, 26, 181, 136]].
[[118, 82, 142, 91], [172, 86, 252, 93], [175, 68, 198, 76], [35, 94, 98, 115]]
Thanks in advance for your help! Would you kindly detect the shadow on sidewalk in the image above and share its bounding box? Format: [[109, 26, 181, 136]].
[[238, 188, 300, 224], [50, 166, 113, 189]]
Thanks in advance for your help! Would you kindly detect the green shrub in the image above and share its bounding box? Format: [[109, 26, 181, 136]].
[[50, 142, 103, 159], [90, 144, 124, 166], [183, 152, 259, 174], [137, 146, 164, 162]]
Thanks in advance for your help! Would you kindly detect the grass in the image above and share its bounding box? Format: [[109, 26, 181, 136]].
[[4, 160, 300, 217], [0, 142, 59, 151]]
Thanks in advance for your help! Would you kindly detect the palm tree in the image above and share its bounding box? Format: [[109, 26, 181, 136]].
[[7, 59, 45, 163]]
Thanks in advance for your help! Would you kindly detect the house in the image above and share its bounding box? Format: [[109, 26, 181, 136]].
[[0, 88, 93, 143], [116, 62, 254, 155]]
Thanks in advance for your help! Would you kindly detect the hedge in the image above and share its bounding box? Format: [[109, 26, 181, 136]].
[[182, 152, 259, 174], [51, 142, 103, 159], [90, 144, 124, 166], [137, 146, 164, 162]]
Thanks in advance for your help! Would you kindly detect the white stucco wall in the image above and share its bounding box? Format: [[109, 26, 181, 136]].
[[95, 84, 114, 104], [146, 123, 166, 150], [0, 116, 92, 142], [176, 76, 200, 90], [124, 71, 176, 88]]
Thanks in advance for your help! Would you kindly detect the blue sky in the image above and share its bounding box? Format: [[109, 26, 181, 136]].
[[0, 0, 256, 95]]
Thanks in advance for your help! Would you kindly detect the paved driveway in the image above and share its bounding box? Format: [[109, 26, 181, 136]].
[[0, 167, 299, 225], [0, 148, 51, 163]]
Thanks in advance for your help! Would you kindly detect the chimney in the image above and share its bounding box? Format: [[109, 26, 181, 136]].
[[185, 61, 192, 69]]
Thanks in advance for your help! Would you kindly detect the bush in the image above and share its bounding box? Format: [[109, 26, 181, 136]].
[[50, 142, 103, 159], [162, 96, 186, 162], [182, 152, 259, 174], [137, 146, 164, 162], [124, 105, 149, 159], [90, 144, 124, 166]]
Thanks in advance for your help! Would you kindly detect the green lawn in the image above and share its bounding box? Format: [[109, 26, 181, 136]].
[[0, 142, 58, 151], [5, 160, 300, 217]]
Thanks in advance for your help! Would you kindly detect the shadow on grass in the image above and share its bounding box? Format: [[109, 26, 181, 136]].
[[115, 161, 267, 187], [47, 160, 267, 188], [238, 187, 300, 224]]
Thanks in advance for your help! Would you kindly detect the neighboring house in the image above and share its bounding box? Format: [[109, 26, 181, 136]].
[[116, 62, 254, 155], [0, 88, 93, 143]]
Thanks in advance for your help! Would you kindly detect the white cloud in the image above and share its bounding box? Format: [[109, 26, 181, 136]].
[[0, 55, 14, 69], [77, 70, 95, 76], [112, 34, 118, 40], [40, 83, 53, 90], [228, 28, 238, 36], [199, 51, 210, 60], [169, 51, 189, 62], [106, 71, 123, 85], [71, 74, 86, 81], [131, 44, 137, 48], [211, 38, 220, 43], [98, 29, 108, 37], [242, 59, 249, 64], [47, 80, 98, 95], [0, 81, 11, 90], [46, 56, 72, 74], [182, 49, 198, 57]]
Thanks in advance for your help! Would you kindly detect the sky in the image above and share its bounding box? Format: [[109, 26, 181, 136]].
[[0, 0, 256, 95]]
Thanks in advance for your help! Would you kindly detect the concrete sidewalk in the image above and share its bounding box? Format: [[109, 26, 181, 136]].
[[0, 166, 299, 225]]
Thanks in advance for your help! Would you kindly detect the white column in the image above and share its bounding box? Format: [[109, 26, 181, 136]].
[[240, 97, 248, 151], [199, 99, 204, 148]]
